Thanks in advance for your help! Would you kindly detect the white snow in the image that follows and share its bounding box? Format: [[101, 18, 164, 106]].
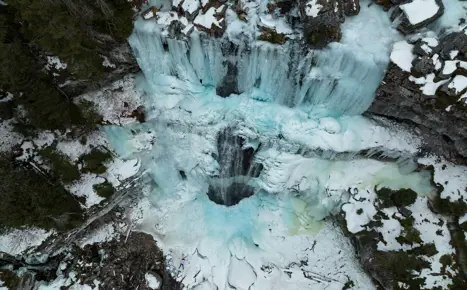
[[0, 120, 21, 153], [420, 43, 432, 54], [143, 10, 155, 20], [318, 117, 341, 134], [228, 258, 256, 290], [145, 273, 162, 289], [45, 56, 67, 70], [432, 53, 442, 70], [76, 75, 144, 126], [390, 41, 415, 72], [305, 0, 323, 18], [101, 56, 116, 68], [449, 50, 459, 59], [79, 223, 116, 247], [409, 73, 448, 95], [442, 60, 458, 75], [400, 0, 440, 25], [419, 156, 467, 202], [0, 91, 13, 102], [0, 228, 53, 255], [106, 158, 140, 187], [448, 75, 467, 94], [342, 184, 457, 288], [34, 131, 55, 149], [67, 174, 106, 208], [422, 37, 439, 47], [194, 7, 222, 29], [342, 189, 378, 233], [55, 132, 108, 162], [259, 15, 293, 35], [182, 0, 200, 15]]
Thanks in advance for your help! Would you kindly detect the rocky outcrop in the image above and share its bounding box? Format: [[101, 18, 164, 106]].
[[299, 0, 360, 48], [390, 0, 444, 35], [369, 27, 467, 164], [44, 40, 139, 98]]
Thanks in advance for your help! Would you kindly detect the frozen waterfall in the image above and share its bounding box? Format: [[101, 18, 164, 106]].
[[102, 1, 437, 289], [129, 2, 399, 117]]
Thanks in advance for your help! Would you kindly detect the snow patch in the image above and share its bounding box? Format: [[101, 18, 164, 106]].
[[305, 0, 323, 18], [390, 41, 415, 72], [0, 228, 53, 255], [400, 0, 440, 25]]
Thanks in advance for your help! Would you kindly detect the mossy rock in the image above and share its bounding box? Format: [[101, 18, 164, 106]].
[[369, 250, 429, 289], [407, 243, 438, 257], [376, 187, 418, 208], [258, 27, 288, 45], [432, 196, 467, 217], [39, 146, 80, 183], [303, 14, 342, 49], [80, 148, 112, 174], [93, 181, 115, 199], [0, 154, 84, 230], [396, 227, 423, 245]]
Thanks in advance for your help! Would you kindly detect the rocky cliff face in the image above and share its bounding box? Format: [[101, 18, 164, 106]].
[[369, 28, 467, 164]]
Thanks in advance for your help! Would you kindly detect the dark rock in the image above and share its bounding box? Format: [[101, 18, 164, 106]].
[[267, 0, 295, 15], [54, 42, 139, 98], [45, 232, 181, 290], [303, 11, 342, 48], [440, 76, 467, 98], [0, 101, 14, 120], [258, 26, 289, 44], [298, 0, 343, 48], [342, 0, 360, 16], [411, 56, 436, 77], [367, 62, 467, 164], [398, 206, 413, 218], [439, 32, 467, 60], [131, 105, 146, 123], [216, 62, 240, 97], [391, 0, 444, 35], [413, 39, 439, 57]]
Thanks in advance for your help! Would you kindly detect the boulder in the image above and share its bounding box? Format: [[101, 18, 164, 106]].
[[391, 0, 444, 35], [342, 0, 360, 16], [413, 38, 440, 57], [302, 12, 342, 48], [142, 7, 158, 20], [411, 56, 436, 77], [439, 32, 467, 60]]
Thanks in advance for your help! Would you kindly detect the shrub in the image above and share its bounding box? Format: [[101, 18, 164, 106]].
[[39, 146, 80, 183], [93, 180, 115, 199], [376, 187, 418, 208], [80, 148, 112, 174]]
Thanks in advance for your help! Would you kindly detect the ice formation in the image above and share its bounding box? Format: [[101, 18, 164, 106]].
[[101, 1, 444, 289]]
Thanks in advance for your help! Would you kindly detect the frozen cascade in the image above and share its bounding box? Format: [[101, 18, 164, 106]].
[[130, 34, 389, 117], [101, 2, 438, 289]]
